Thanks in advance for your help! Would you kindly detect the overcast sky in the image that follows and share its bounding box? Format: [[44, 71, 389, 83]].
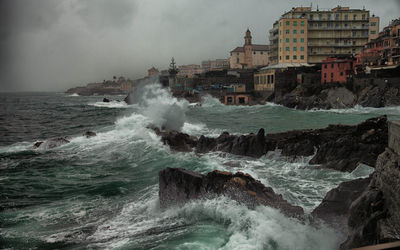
[[0, 0, 398, 92]]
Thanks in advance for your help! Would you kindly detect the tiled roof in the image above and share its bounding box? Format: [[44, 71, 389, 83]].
[[231, 47, 244, 53], [252, 44, 269, 51], [231, 45, 269, 53]]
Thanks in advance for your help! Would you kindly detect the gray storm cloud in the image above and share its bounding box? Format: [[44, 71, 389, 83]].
[[0, 0, 398, 92]]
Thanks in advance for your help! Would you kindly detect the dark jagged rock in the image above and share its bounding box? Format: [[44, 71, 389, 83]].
[[33, 137, 70, 149], [83, 131, 96, 138], [156, 130, 198, 152], [312, 177, 371, 230], [103, 98, 110, 102], [340, 121, 400, 249], [159, 167, 304, 217], [154, 116, 387, 172]]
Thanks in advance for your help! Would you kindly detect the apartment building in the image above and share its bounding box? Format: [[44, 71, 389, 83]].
[[269, 6, 379, 64]]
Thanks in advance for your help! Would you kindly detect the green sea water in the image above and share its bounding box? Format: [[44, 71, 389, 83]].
[[1, 84, 400, 249]]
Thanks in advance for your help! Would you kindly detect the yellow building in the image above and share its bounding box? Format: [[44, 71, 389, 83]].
[[230, 29, 270, 69], [269, 6, 380, 64], [254, 69, 275, 91]]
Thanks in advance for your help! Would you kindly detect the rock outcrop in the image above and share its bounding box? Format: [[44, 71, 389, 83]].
[[311, 177, 371, 230], [33, 137, 70, 149], [159, 167, 304, 217], [103, 98, 110, 102], [155, 116, 387, 172], [340, 121, 400, 249]]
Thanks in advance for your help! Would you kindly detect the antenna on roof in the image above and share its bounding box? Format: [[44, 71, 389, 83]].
[[317, 5, 319, 11]]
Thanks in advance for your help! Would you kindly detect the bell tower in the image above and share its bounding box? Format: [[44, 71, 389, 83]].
[[244, 29, 253, 68]]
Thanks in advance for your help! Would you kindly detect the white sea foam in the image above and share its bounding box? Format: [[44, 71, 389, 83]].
[[68, 93, 79, 97], [89, 101, 129, 108], [308, 104, 400, 115]]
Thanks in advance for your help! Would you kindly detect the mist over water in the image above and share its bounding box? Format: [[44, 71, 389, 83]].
[[1, 90, 400, 249]]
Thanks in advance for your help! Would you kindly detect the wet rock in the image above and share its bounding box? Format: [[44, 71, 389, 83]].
[[33, 137, 70, 149], [155, 116, 387, 172], [33, 141, 43, 148], [312, 177, 371, 230], [103, 98, 110, 102], [158, 130, 197, 152], [83, 131, 96, 138], [159, 167, 304, 217]]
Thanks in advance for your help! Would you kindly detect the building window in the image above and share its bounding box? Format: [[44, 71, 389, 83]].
[[260, 51, 263, 55], [362, 14, 366, 20], [280, 56, 282, 60], [371, 30, 376, 34], [344, 14, 348, 20], [324, 64, 327, 69], [280, 39, 282, 43], [324, 73, 327, 78], [285, 55, 289, 59], [293, 21, 297, 26], [293, 47, 297, 51], [335, 14, 339, 20], [340, 72, 344, 76], [286, 47, 290, 51], [253, 51, 256, 55], [280, 30, 282, 35], [300, 55, 304, 60], [236, 58, 239, 63], [293, 30, 297, 34], [352, 31, 357, 37], [300, 29, 304, 34], [318, 23, 322, 27], [336, 23, 340, 28], [353, 14, 357, 20], [293, 55, 297, 59], [344, 23, 348, 28], [301, 38, 304, 42], [300, 46, 304, 51], [286, 38, 289, 43], [327, 14, 331, 20], [280, 22, 282, 26], [331, 72, 333, 78], [371, 22, 376, 26], [301, 21, 305, 26], [293, 38, 297, 43], [318, 14, 322, 20], [331, 64, 334, 68], [310, 14, 313, 20], [285, 21, 290, 26], [280, 47, 282, 51], [286, 30, 290, 34]]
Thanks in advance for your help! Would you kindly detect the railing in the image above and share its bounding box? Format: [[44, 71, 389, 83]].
[[308, 26, 369, 30]]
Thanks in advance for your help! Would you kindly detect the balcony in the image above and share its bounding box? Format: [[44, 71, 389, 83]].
[[308, 26, 369, 31]]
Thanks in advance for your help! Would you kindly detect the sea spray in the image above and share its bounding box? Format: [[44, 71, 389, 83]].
[[126, 81, 188, 131]]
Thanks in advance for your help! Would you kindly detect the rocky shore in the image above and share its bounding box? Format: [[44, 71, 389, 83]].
[[157, 117, 400, 248], [273, 78, 400, 110], [154, 115, 388, 172]]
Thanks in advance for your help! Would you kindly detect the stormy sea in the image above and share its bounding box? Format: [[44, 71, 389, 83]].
[[2, 83, 400, 249]]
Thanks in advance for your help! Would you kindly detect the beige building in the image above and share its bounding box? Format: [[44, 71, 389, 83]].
[[202, 59, 229, 71], [230, 29, 270, 69], [177, 64, 204, 77], [269, 6, 380, 64]]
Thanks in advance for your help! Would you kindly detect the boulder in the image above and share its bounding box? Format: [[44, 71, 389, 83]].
[[103, 98, 110, 102], [159, 168, 304, 217]]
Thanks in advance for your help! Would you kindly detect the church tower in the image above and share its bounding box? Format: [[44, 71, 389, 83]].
[[244, 29, 253, 68]]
